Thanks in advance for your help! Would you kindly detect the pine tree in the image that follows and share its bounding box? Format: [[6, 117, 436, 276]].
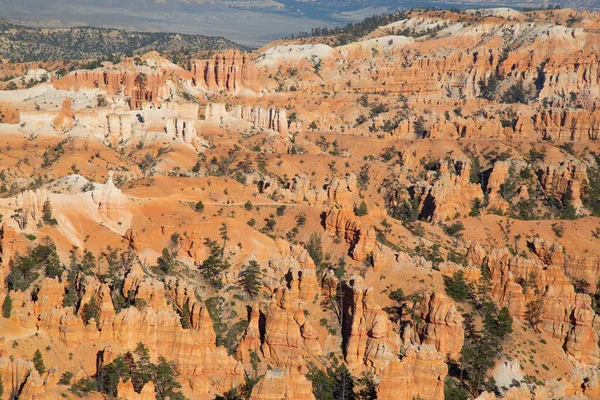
[[306, 233, 324, 268], [380, 219, 391, 239], [2, 295, 11, 318], [356, 371, 377, 400], [239, 260, 262, 299], [156, 248, 179, 274], [153, 356, 183, 400], [134, 73, 147, 91], [44, 245, 63, 278], [333, 365, 356, 400], [81, 250, 96, 273], [42, 199, 58, 226], [200, 239, 231, 288], [354, 201, 368, 216], [219, 223, 229, 259], [180, 302, 191, 329], [82, 296, 100, 326], [33, 349, 46, 375], [134, 342, 154, 391]]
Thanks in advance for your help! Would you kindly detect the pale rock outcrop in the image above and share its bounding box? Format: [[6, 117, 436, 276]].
[[205, 103, 289, 136], [417, 158, 484, 221], [416, 292, 464, 360], [165, 118, 198, 144], [14, 188, 50, 222], [106, 113, 133, 142], [117, 379, 157, 400], [249, 369, 316, 400], [91, 172, 132, 233], [326, 174, 357, 210], [486, 161, 510, 211], [205, 102, 229, 120], [162, 101, 199, 119], [342, 277, 400, 373], [231, 105, 288, 136], [492, 359, 524, 392], [538, 160, 587, 214], [259, 288, 322, 371], [465, 242, 600, 367], [376, 344, 447, 400], [324, 208, 377, 261]]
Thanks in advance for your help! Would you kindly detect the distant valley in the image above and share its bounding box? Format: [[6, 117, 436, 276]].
[[2, 0, 599, 46]]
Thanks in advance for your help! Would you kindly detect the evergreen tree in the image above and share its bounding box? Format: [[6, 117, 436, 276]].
[[195, 201, 204, 213], [82, 296, 100, 326], [380, 219, 391, 240], [239, 260, 263, 299], [306, 233, 324, 268], [306, 363, 336, 400], [81, 250, 97, 273], [333, 365, 356, 400], [42, 199, 58, 226], [525, 298, 544, 332], [356, 371, 377, 400], [219, 223, 229, 259], [354, 201, 368, 216], [134, 72, 147, 91], [478, 74, 499, 101], [33, 349, 46, 375], [444, 271, 472, 302], [180, 302, 191, 329], [156, 248, 179, 274], [501, 81, 529, 104], [2, 294, 11, 318], [216, 388, 242, 400], [200, 239, 231, 288], [153, 356, 184, 400], [7, 253, 41, 291], [134, 342, 154, 391], [44, 244, 63, 278], [469, 156, 482, 184]]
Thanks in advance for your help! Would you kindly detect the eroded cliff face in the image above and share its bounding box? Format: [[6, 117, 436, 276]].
[[56, 69, 169, 109], [415, 292, 465, 361], [465, 241, 600, 367], [192, 50, 260, 93], [236, 240, 321, 372], [205, 103, 288, 136], [249, 369, 315, 400], [377, 344, 447, 400], [538, 160, 588, 213], [417, 158, 484, 222], [341, 277, 400, 372], [3, 263, 243, 398], [324, 209, 377, 262], [4, 7, 600, 400]]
